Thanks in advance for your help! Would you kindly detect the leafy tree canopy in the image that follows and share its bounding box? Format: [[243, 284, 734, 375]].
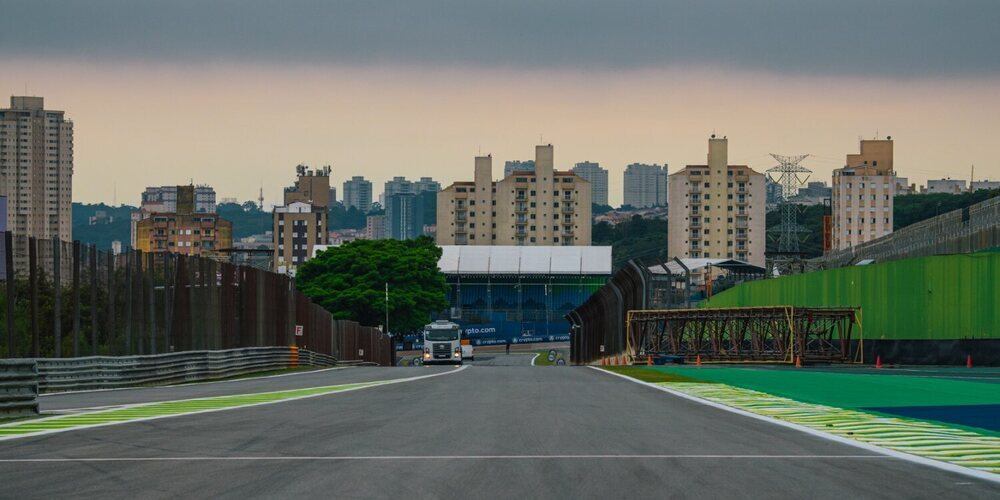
[[295, 236, 447, 336]]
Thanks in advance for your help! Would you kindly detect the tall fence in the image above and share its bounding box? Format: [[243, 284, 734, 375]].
[[812, 194, 1000, 268], [0, 233, 394, 365]]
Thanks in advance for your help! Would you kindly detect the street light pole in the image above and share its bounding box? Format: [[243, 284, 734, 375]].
[[385, 282, 389, 337]]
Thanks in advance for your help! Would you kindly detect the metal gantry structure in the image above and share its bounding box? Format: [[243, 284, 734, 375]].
[[766, 154, 811, 254], [625, 306, 860, 364]]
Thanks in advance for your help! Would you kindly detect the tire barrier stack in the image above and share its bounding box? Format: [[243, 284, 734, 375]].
[[32, 347, 337, 394], [0, 359, 39, 418]]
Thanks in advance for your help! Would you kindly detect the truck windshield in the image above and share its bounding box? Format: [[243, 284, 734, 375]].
[[425, 330, 459, 341]]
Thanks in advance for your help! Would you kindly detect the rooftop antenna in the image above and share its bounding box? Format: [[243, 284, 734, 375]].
[[258, 185, 264, 211]]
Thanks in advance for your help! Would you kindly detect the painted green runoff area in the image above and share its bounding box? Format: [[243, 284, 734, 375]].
[[703, 253, 1000, 340], [639, 365, 1000, 409], [0, 380, 386, 439]]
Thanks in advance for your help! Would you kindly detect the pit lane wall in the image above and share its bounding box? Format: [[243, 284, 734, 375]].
[[703, 253, 1000, 364]]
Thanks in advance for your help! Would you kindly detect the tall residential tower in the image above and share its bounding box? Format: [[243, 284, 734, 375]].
[[831, 138, 896, 250], [273, 165, 331, 272], [667, 136, 766, 266], [572, 161, 609, 207], [437, 145, 592, 246], [623, 163, 667, 208], [0, 96, 73, 242]]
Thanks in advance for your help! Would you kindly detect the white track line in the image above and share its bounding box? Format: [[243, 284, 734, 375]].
[[39, 366, 347, 397], [0, 366, 468, 442], [530, 353, 539, 366], [591, 366, 1000, 485], [0, 454, 891, 463]]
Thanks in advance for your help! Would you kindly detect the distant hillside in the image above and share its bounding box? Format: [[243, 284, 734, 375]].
[[72, 203, 134, 250]]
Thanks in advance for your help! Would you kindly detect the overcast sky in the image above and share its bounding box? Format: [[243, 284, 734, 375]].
[[3, 1, 999, 76], [2, 1, 998, 206]]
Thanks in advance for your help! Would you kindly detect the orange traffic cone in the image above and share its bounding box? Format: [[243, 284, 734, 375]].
[[795, 355, 802, 368], [696, 354, 702, 367], [966, 354, 973, 368], [647, 355, 653, 366], [875, 355, 883, 369]]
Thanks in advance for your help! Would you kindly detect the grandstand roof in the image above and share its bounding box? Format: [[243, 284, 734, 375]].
[[650, 258, 765, 276], [438, 246, 612, 275]]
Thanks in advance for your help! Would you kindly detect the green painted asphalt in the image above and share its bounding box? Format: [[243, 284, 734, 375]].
[[0, 381, 384, 439], [640, 366, 1000, 409]]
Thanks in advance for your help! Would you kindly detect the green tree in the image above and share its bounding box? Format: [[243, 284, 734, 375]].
[[295, 236, 448, 336]]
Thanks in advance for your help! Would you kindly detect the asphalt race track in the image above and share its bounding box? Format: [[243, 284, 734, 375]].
[[1, 366, 998, 499]]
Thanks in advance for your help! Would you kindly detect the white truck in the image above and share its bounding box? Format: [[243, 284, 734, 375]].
[[422, 320, 463, 365]]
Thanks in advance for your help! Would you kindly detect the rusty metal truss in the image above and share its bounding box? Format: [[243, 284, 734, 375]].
[[626, 306, 860, 364]]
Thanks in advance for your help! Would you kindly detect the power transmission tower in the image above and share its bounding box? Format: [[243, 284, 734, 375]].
[[766, 154, 811, 254]]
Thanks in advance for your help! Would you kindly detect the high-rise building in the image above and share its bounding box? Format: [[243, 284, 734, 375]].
[[414, 177, 441, 194], [572, 161, 609, 207], [343, 176, 373, 212], [385, 191, 435, 240], [0, 96, 73, 244], [667, 137, 766, 266], [437, 144, 592, 246], [328, 187, 337, 205], [384, 176, 414, 197], [623, 163, 667, 208], [365, 214, 386, 240], [503, 160, 535, 178], [133, 185, 233, 256], [142, 185, 216, 213], [273, 165, 331, 272], [831, 138, 897, 250]]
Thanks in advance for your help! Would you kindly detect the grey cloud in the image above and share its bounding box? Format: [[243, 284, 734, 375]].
[[1, 0, 997, 77]]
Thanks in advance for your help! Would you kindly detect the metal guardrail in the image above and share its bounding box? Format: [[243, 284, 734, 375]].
[[33, 347, 338, 394], [812, 195, 1000, 268], [0, 359, 39, 418]]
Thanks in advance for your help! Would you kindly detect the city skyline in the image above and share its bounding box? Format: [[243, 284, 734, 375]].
[[2, 2, 998, 208]]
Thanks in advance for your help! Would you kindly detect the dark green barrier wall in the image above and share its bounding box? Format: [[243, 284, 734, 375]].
[[704, 253, 1000, 340]]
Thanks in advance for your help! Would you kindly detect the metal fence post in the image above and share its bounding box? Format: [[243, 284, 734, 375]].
[[52, 237, 61, 357], [148, 251, 156, 354], [107, 250, 115, 356], [89, 245, 98, 356], [72, 241, 81, 357], [4, 232, 15, 358], [124, 250, 133, 355], [29, 237, 39, 358]]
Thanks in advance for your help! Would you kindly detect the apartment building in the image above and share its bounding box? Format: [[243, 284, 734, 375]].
[[142, 185, 216, 213], [273, 165, 330, 272], [925, 178, 966, 194], [831, 138, 897, 250], [365, 214, 386, 240], [572, 161, 609, 207], [0, 96, 73, 243], [133, 185, 233, 256], [623, 163, 667, 208], [414, 177, 441, 194], [437, 144, 592, 246], [667, 136, 766, 266], [343, 176, 373, 212]]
